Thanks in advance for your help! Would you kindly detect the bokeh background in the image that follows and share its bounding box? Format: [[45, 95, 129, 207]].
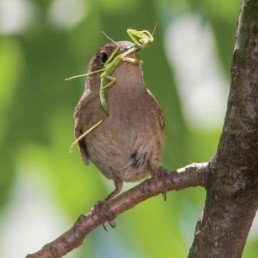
[[0, 0, 257, 257]]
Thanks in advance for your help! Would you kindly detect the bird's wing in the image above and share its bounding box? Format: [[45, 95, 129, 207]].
[[146, 88, 165, 130], [74, 88, 95, 165]]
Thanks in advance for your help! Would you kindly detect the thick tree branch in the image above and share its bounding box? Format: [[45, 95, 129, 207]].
[[188, 0, 258, 257], [26, 163, 207, 258]]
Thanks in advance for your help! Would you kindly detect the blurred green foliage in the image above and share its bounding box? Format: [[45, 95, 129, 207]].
[[0, 0, 256, 257]]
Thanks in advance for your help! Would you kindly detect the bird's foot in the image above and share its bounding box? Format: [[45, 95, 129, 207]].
[[153, 167, 173, 201], [91, 200, 116, 231]]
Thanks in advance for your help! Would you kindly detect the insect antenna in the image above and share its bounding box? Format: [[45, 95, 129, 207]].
[[101, 31, 119, 46], [151, 23, 158, 37]]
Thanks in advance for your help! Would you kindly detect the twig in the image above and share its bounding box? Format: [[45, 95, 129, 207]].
[[26, 162, 208, 258]]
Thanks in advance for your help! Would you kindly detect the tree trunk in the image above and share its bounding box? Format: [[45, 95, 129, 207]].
[[188, 0, 258, 257]]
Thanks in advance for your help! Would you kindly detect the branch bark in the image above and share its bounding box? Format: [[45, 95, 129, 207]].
[[188, 0, 258, 257], [26, 163, 207, 258]]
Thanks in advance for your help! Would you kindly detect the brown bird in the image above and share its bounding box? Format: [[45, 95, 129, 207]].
[[74, 41, 165, 201]]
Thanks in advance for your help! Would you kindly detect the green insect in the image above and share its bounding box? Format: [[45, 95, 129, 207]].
[[68, 28, 155, 151], [99, 28, 155, 113]]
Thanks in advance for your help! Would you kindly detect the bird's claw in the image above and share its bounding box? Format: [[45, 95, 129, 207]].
[[154, 167, 173, 201], [91, 201, 116, 231]]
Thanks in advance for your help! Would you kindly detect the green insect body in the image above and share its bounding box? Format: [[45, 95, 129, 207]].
[[99, 29, 154, 114], [99, 46, 120, 114]]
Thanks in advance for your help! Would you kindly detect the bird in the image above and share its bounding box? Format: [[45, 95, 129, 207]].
[[74, 40, 165, 201]]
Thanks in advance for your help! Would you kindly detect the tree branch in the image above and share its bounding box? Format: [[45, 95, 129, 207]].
[[26, 163, 207, 258], [188, 0, 258, 257]]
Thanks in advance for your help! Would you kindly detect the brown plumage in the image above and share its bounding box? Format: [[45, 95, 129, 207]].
[[74, 41, 164, 200]]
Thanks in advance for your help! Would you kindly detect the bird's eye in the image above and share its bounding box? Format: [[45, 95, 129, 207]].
[[100, 52, 109, 63]]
